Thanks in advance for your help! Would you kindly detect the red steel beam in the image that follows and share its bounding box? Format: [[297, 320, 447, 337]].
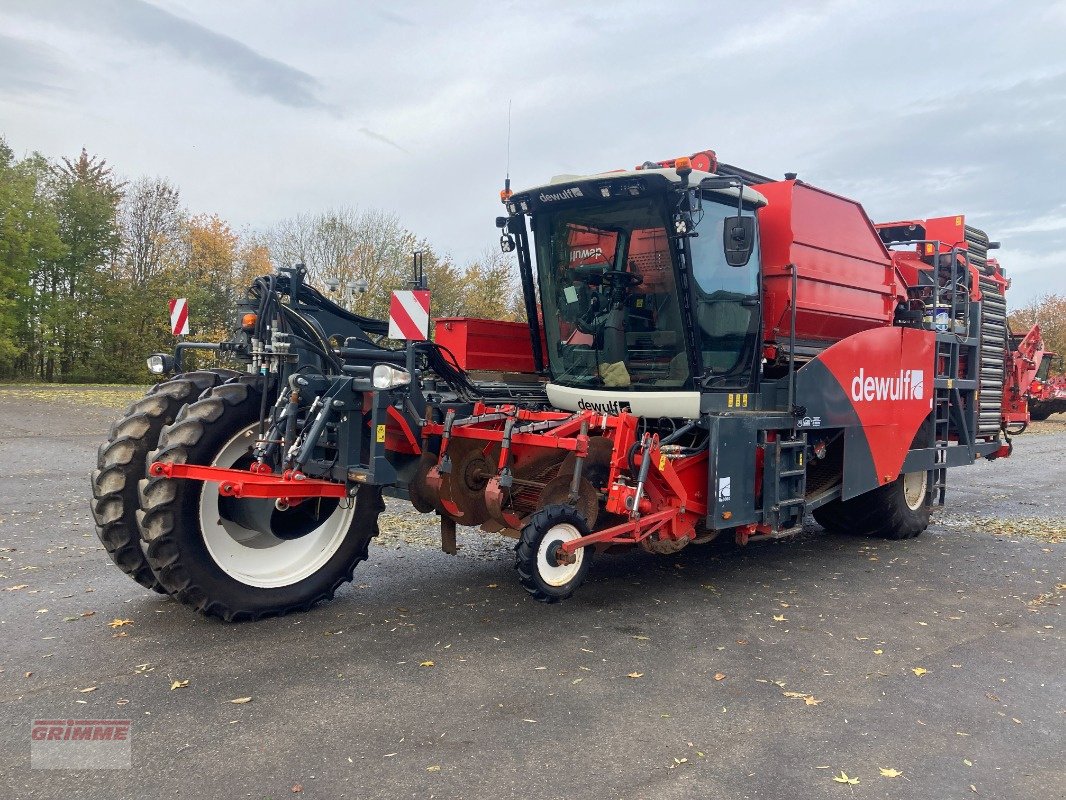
[[148, 462, 347, 500]]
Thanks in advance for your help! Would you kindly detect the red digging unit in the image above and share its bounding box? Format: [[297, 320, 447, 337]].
[[434, 317, 542, 373]]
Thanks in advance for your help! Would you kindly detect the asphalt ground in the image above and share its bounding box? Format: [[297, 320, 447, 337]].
[[0, 385, 1062, 800]]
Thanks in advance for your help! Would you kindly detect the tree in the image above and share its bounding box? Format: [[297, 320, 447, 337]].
[[0, 141, 65, 376], [117, 177, 183, 286], [40, 148, 124, 380]]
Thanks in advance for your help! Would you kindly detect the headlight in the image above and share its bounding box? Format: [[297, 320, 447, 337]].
[[372, 363, 411, 390], [146, 354, 173, 374]]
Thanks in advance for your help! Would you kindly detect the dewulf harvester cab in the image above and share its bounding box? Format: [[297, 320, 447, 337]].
[[499, 150, 1013, 550]]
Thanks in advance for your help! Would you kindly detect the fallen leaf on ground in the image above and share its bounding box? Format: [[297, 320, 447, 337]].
[[714, 673, 726, 681], [833, 771, 859, 785], [426, 765, 441, 772], [170, 679, 189, 690], [911, 667, 928, 677], [632, 635, 650, 641], [108, 619, 132, 628], [419, 661, 434, 667], [78, 686, 97, 693], [229, 697, 252, 704], [783, 691, 808, 698], [292, 784, 302, 793], [879, 767, 903, 778], [773, 614, 787, 622], [627, 672, 644, 679], [571, 678, 583, 685], [873, 649, 883, 655], [6, 584, 28, 591], [804, 696, 823, 706]]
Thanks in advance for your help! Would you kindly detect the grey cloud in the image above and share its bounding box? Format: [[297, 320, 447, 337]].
[[0, 34, 69, 96], [358, 127, 409, 154], [7, 0, 330, 111]]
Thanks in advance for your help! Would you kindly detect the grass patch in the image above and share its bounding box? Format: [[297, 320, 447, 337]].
[[0, 384, 150, 410]]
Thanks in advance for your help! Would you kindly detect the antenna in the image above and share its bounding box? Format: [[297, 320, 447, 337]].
[[505, 99, 512, 196]]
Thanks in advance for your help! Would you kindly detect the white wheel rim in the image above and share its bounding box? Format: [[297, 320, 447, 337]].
[[198, 424, 355, 588], [902, 470, 927, 512], [536, 523, 585, 587]]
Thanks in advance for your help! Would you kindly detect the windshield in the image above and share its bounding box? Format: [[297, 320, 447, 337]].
[[534, 197, 690, 390], [1036, 353, 1053, 382]]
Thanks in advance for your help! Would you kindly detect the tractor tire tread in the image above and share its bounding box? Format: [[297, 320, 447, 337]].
[[91, 369, 238, 593]]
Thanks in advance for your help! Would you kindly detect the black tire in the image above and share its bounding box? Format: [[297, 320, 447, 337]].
[[137, 381, 383, 621], [1028, 405, 1052, 421], [90, 370, 238, 592], [515, 504, 592, 603], [813, 470, 931, 540]]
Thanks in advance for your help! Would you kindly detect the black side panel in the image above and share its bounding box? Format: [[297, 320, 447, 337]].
[[707, 414, 760, 530], [793, 358, 878, 500]]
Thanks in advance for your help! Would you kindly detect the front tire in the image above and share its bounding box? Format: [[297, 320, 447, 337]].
[[515, 504, 592, 603], [137, 381, 383, 621], [91, 370, 238, 592]]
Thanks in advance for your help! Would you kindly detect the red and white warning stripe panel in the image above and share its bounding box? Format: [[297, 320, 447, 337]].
[[168, 298, 189, 335], [388, 290, 430, 341]]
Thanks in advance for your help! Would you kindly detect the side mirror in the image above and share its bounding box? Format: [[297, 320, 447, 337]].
[[723, 216, 755, 267]]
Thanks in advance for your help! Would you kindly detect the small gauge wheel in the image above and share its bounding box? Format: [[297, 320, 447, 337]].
[[514, 504, 592, 603]]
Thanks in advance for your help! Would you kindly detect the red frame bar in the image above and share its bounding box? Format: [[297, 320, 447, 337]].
[[148, 462, 347, 500]]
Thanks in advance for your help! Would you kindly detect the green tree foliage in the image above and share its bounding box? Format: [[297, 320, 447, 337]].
[[0, 136, 522, 383]]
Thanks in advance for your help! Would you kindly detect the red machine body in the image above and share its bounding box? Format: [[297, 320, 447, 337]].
[[753, 179, 904, 348]]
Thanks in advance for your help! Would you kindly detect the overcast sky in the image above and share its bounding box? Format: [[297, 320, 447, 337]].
[[2, 0, 1064, 305]]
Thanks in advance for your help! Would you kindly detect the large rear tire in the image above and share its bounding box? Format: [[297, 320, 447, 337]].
[[90, 370, 238, 592], [137, 381, 383, 621], [813, 470, 931, 540]]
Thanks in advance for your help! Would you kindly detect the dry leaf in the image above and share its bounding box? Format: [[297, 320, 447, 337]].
[[879, 767, 903, 778], [486, 584, 497, 589], [292, 784, 302, 793], [832, 771, 859, 785], [773, 614, 787, 622], [571, 677, 583, 685], [419, 661, 434, 667], [783, 691, 808, 699], [78, 686, 97, 693], [632, 635, 650, 641], [426, 765, 441, 772], [108, 618, 132, 628], [24, 672, 32, 678], [6, 584, 29, 591], [229, 697, 252, 704], [627, 672, 644, 679], [911, 667, 928, 676], [804, 696, 822, 706], [714, 673, 726, 681], [170, 679, 189, 690], [873, 649, 883, 655]]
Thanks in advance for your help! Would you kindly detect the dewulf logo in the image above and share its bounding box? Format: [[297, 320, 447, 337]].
[[539, 187, 584, 203], [850, 368, 925, 402], [577, 398, 631, 415]]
